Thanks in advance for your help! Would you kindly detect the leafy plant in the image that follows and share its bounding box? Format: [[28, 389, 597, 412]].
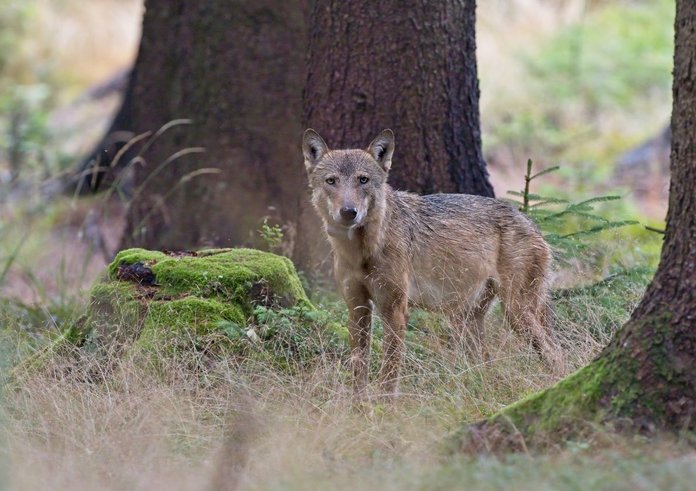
[[258, 218, 284, 252], [506, 159, 654, 347], [507, 159, 639, 262]]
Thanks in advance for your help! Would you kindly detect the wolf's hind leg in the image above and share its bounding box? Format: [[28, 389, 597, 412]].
[[499, 271, 565, 374], [453, 280, 497, 361], [470, 280, 497, 361]]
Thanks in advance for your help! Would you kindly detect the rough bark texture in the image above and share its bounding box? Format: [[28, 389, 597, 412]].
[[297, 0, 494, 270], [304, 0, 491, 196], [117, 1, 307, 251], [458, 1, 695, 453], [615, 0, 696, 428]]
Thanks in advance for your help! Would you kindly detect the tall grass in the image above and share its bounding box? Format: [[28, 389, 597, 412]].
[[0, 184, 662, 490], [2, 299, 692, 490]]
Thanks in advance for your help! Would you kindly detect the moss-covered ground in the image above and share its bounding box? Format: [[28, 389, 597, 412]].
[[18, 247, 324, 370]]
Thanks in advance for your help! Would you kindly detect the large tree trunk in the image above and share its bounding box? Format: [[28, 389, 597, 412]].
[[460, 0, 695, 452], [297, 0, 494, 270], [115, 1, 307, 251]]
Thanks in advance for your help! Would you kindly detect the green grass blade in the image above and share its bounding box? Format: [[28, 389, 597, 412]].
[[0, 233, 29, 287]]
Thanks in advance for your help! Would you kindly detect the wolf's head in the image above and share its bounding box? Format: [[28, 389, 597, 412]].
[[302, 129, 394, 234]]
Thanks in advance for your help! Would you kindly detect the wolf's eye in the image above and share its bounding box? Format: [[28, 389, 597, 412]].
[[325, 177, 336, 185], [358, 176, 369, 184]]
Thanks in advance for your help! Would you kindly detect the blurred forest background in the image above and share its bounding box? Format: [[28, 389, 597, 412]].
[[0, 0, 672, 305], [1, 1, 691, 489]]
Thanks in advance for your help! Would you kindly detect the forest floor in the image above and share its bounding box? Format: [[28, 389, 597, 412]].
[[2, 347, 695, 490], [1, 1, 692, 490]]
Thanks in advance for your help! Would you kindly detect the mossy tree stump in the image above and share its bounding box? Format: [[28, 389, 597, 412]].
[[82, 248, 311, 360]]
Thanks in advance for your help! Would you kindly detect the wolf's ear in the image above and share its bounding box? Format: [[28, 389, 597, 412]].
[[367, 129, 395, 172], [302, 129, 329, 174]]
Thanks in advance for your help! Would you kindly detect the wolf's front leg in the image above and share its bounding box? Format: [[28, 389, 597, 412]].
[[375, 293, 408, 397], [344, 284, 373, 396]]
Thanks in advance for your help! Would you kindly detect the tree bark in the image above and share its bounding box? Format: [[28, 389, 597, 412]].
[[116, 0, 307, 251], [459, 0, 696, 452], [303, 0, 491, 196]]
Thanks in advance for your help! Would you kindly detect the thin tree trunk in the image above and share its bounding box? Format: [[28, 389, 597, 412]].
[[459, 0, 695, 452]]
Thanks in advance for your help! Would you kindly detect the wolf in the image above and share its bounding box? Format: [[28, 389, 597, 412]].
[[302, 128, 564, 396]]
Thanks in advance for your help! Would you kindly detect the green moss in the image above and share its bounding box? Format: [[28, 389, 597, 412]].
[[448, 360, 613, 453], [81, 281, 145, 352], [472, 347, 653, 445], [81, 247, 312, 364], [110, 248, 310, 314], [499, 359, 609, 434], [89, 281, 142, 317], [600, 311, 677, 422], [135, 297, 245, 353], [453, 309, 685, 451]]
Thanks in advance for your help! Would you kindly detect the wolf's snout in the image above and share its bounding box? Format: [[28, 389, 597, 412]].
[[339, 206, 358, 222]]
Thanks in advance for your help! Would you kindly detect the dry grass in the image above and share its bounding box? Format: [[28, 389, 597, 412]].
[[0, 136, 663, 490], [0, 269, 657, 490], [0, 351, 545, 490], [3, 336, 693, 490]]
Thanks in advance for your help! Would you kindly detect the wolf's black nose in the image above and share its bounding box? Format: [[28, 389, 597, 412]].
[[340, 207, 358, 221]]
